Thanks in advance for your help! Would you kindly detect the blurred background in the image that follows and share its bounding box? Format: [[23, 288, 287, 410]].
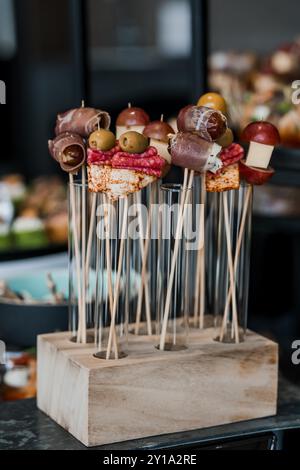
[[0, 0, 300, 399]]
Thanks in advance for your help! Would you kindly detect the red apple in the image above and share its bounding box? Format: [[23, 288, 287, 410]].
[[241, 121, 280, 146], [239, 159, 275, 185], [143, 120, 175, 143], [116, 105, 150, 126]]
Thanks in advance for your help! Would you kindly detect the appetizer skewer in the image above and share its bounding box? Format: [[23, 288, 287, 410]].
[[86, 109, 170, 356], [116, 103, 150, 139], [159, 100, 228, 350], [219, 120, 280, 342], [49, 103, 112, 344], [134, 116, 175, 336]]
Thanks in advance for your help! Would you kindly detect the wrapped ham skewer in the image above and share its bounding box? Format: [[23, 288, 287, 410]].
[[169, 132, 222, 173], [48, 104, 113, 345], [48, 132, 86, 173], [55, 107, 111, 137], [160, 97, 228, 349], [177, 104, 227, 142], [48, 131, 87, 343]]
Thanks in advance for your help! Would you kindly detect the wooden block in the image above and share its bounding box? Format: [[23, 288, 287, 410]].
[[37, 328, 278, 447]]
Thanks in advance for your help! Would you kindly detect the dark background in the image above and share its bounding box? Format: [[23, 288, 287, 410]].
[[0, 0, 299, 382]]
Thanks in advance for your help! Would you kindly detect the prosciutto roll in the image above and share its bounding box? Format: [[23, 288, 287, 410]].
[[177, 105, 227, 142], [169, 132, 222, 173], [48, 132, 86, 173], [55, 107, 111, 137]]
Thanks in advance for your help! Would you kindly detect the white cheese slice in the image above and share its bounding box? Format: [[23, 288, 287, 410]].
[[204, 143, 222, 173], [246, 141, 274, 169], [150, 138, 171, 164]]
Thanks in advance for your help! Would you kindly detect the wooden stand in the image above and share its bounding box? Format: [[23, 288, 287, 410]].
[[37, 328, 278, 447]]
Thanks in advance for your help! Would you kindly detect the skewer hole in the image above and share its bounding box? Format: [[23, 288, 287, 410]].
[[70, 333, 95, 344], [155, 343, 187, 352], [93, 350, 127, 360]]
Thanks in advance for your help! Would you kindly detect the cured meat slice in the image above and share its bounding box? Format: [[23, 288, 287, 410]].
[[177, 105, 227, 141], [87, 146, 120, 165], [112, 153, 164, 175], [220, 143, 244, 167], [169, 132, 222, 173], [55, 107, 111, 137]]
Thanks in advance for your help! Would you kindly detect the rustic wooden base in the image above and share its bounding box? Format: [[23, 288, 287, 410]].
[[37, 328, 278, 447]]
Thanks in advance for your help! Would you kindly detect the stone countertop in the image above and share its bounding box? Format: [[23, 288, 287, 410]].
[[0, 376, 299, 450]]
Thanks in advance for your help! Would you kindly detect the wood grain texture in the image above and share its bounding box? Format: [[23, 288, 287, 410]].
[[37, 328, 278, 447]]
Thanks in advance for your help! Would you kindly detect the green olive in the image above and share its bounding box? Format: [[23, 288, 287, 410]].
[[88, 129, 116, 151], [119, 131, 148, 153], [216, 128, 234, 148]]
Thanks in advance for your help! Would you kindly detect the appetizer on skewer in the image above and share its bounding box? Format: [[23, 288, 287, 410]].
[[48, 104, 112, 345], [205, 143, 244, 192], [48, 132, 86, 174], [177, 104, 227, 142], [170, 131, 223, 174], [143, 117, 174, 166], [239, 121, 280, 185], [87, 129, 168, 200], [55, 107, 111, 137], [169, 101, 228, 175], [116, 103, 150, 139]]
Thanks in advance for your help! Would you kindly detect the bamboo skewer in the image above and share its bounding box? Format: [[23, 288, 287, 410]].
[[193, 174, 206, 328], [85, 121, 103, 278], [199, 174, 206, 329], [106, 197, 128, 360], [85, 193, 97, 279], [159, 169, 194, 351], [134, 190, 153, 335], [221, 191, 239, 343], [220, 185, 252, 341], [69, 174, 83, 343], [81, 167, 87, 344]]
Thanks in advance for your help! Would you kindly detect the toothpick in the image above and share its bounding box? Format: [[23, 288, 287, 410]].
[[159, 169, 194, 351]]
